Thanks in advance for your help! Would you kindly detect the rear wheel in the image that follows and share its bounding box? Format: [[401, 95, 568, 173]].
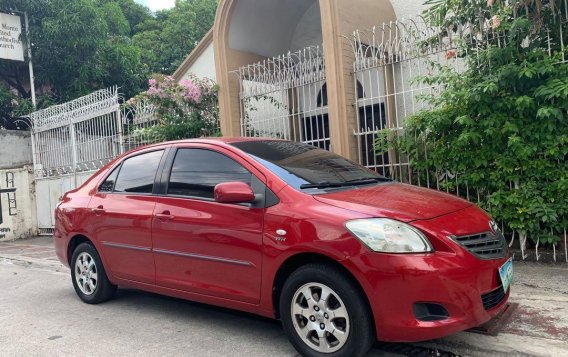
[[280, 264, 375, 357], [70, 242, 116, 304]]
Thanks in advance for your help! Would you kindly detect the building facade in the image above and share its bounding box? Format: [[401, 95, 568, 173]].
[[174, 0, 432, 178]]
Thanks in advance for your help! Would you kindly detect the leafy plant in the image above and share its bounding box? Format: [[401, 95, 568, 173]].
[[377, 0, 568, 245]]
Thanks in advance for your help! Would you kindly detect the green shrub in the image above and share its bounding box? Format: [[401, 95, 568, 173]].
[[377, 0, 568, 244]]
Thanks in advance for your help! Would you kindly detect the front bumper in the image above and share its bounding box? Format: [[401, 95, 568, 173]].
[[355, 251, 509, 342], [349, 207, 510, 342]]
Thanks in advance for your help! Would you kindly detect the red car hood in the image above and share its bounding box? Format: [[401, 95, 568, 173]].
[[314, 182, 472, 222]]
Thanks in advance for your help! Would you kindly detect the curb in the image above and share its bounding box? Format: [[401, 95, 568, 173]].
[[0, 254, 66, 272]]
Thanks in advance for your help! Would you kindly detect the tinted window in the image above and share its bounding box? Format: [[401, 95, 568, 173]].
[[168, 149, 251, 199], [231, 141, 385, 190], [99, 166, 119, 192], [114, 150, 164, 193]]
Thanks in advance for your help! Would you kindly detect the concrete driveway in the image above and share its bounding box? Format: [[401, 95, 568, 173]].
[[0, 237, 566, 357]]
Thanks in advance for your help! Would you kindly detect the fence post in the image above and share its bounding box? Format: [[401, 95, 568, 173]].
[[116, 102, 124, 155], [69, 119, 78, 187], [29, 122, 37, 177]]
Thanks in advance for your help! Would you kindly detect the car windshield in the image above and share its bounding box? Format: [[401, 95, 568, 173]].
[[231, 140, 389, 191]]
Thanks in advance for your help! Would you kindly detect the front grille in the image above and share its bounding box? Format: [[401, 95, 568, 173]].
[[481, 285, 507, 310], [450, 230, 507, 259]]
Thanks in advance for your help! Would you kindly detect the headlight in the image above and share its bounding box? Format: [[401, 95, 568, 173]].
[[346, 218, 433, 253]]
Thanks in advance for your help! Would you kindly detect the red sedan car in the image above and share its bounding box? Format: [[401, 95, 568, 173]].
[[54, 138, 512, 357]]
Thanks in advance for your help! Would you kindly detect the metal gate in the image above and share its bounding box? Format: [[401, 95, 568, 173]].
[[30, 87, 163, 233], [30, 87, 122, 233]]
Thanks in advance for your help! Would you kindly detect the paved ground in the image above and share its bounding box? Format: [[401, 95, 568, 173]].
[[0, 237, 566, 357]]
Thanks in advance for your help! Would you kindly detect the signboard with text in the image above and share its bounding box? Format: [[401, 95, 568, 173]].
[[0, 12, 24, 62]]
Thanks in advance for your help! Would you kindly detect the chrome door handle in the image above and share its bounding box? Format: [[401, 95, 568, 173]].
[[155, 212, 175, 221], [92, 206, 105, 215]]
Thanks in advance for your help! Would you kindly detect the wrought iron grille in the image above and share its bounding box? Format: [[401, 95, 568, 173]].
[[234, 45, 330, 150], [29, 88, 167, 179], [350, 16, 479, 186], [121, 99, 160, 152], [349, 4, 567, 195]]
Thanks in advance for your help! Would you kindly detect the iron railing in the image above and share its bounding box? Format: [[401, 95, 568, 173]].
[[30, 87, 123, 178], [234, 45, 330, 150]]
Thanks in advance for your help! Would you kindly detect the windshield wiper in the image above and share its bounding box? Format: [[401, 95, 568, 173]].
[[344, 177, 391, 184], [300, 177, 390, 189], [300, 181, 344, 189]]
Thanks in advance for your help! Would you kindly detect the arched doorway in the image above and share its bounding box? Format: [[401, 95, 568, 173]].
[[214, 0, 398, 160]]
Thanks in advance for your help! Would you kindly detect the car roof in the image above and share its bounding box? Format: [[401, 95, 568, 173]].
[[174, 137, 286, 144], [126, 137, 286, 154]]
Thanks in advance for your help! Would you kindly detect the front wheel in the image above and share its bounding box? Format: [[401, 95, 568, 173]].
[[280, 264, 375, 357], [70, 242, 116, 304]]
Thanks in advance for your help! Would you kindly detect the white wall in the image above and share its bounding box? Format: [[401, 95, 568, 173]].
[[181, 43, 217, 81], [0, 130, 32, 169], [0, 166, 37, 241], [390, 0, 429, 19]]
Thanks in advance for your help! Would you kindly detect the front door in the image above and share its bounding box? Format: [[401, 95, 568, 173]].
[[89, 149, 165, 284], [152, 147, 264, 304]]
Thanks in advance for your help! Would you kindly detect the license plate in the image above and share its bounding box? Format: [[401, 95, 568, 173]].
[[499, 257, 513, 293]]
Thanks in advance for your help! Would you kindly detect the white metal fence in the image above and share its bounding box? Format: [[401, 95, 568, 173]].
[[29, 88, 162, 232], [234, 45, 330, 150], [349, 17, 470, 184], [121, 99, 160, 152], [30, 87, 123, 179]]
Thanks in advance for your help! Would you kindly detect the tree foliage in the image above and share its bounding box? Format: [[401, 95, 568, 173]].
[[377, 0, 568, 244], [132, 0, 217, 74], [0, 0, 217, 128]]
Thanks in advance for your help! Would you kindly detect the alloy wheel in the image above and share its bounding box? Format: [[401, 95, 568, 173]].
[[74, 252, 98, 295], [290, 282, 350, 353]]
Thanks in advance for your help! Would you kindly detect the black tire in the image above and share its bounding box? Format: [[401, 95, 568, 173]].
[[70, 242, 117, 304], [280, 264, 375, 357]]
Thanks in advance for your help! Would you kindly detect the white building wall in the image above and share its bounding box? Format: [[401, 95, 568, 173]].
[[0, 166, 37, 241], [181, 43, 216, 81], [389, 0, 429, 19], [0, 130, 32, 169]]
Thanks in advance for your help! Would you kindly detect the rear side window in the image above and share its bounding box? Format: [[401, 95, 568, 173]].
[[168, 149, 251, 199], [114, 150, 164, 194]]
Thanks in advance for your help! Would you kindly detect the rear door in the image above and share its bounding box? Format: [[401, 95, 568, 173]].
[[152, 145, 265, 303], [89, 149, 166, 284]]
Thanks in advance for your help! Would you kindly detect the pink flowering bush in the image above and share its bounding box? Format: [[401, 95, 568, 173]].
[[129, 74, 220, 141]]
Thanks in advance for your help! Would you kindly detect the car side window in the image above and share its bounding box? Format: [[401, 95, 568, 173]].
[[99, 166, 120, 192], [114, 150, 164, 194], [168, 148, 252, 199]]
